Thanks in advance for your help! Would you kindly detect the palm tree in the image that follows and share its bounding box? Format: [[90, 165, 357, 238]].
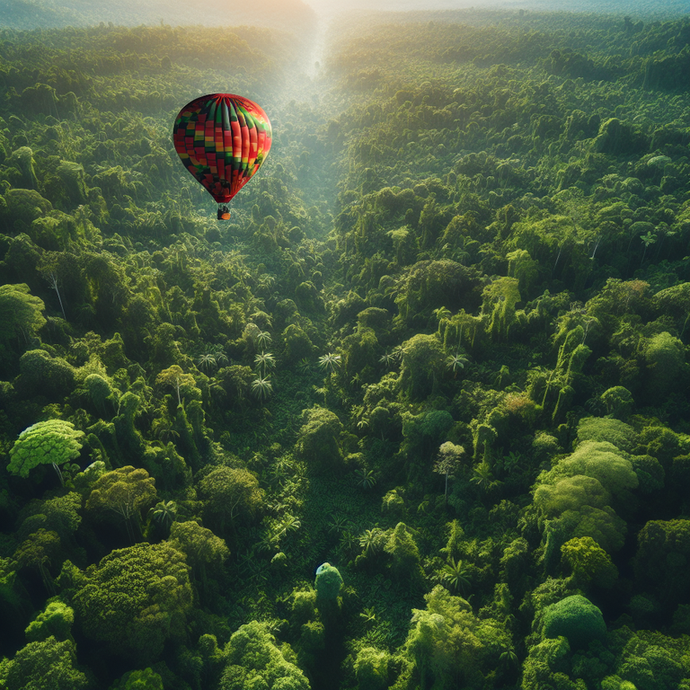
[[197, 353, 217, 373], [254, 351, 276, 377], [499, 648, 519, 670], [359, 528, 383, 558], [354, 468, 376, 490], [494, 364, 510, 388], [441, 557, 471, 594], [251, 376, 274, 401], [379, 351, 397, 368], [256, 331, 272, 350], [151, 416, 179, 444], [197, 345, 228, 373], [640, 230, 657, 265], [275, 515, 301, 540], [313, 385, 328, 405], [447, 353, 469, 377], [328, 514, 353, 534], [470, 462, 496, 492], [318, 352, 342, 374], [433, 306, 451, 333], [391, 344, 406, 361], [151, 500, 177, 532]]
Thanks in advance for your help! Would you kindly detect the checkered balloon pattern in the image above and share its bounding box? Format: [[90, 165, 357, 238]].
[[173, 93, 272, 204]]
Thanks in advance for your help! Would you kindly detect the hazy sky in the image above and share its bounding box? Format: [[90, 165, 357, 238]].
[[303, 0, 487, 11]]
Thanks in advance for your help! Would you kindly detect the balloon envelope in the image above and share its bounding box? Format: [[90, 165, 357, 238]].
[[173, 93, 272, 204]]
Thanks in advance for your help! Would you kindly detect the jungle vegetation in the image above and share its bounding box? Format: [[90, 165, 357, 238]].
[[0, 6, 689, 690]]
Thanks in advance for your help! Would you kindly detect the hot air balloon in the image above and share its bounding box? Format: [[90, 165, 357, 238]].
[[172, 93, 272, 219]]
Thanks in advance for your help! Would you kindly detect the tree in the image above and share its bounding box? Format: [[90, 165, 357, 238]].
[[86, 466, 157, 543], [315, 562, 343, 603], [560, 441, 638, 499], [296, 407, 344, 473], [354, 647, 390, 690], [220, 620, 309, 690], [151, 500, 177, 533], [576, 417, 637, 453], [251, 376, 274, 401], [521, 637, 579, 690], [14, 529, 62, 593], [18, 492, 82, 546], [446, 352, 469, 377], [385, 522, 424, 584], [561, 537, 617, 589], [156, 365, 197, 406], [399, 333, 446, 400], [481, 277, 521, 341], [404, 585, 510, 690], [643, 331, 687, 404], [0, 636, 88, 690], [110, 668, 164, 690], [541, 594, 606, 649], [600, 387, 634, 420], [439, 557, 471, 595], [169, 520, 229, 591], [535, 475, 610, 518], [198, 466, 264, 535], [0, 283, 45, 352], [254, 351, 276, 377], [8, 419, 84, 486], [634, 519, 690, 610], [434, 441, 465, 507], [25, 600, 75, 643], [72, 542, 192, 664], [17, 349, 77, 400], [318, 352, 342, 374]]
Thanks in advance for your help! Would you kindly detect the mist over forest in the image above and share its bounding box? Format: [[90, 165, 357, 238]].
[[0, 1, 689, 689]]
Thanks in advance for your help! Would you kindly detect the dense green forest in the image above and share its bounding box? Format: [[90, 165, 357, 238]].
[[0, 7, 689, 690]]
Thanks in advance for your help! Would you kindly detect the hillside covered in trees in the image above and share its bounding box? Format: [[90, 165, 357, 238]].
[[0, 6, 689, 690]]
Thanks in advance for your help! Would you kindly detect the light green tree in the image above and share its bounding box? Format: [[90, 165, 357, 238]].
[[8, 420, 84, 486], [86, 466, 157, 542], [25, 600, 75, 642], [220, 620, 309, 690], [198, 466, 264, 535], [404, 585, 510, 690], [354, 646, 390, 690], [560, 536, 618, 589], [155, 365, 197, 405], [434, 442, 465, 507]]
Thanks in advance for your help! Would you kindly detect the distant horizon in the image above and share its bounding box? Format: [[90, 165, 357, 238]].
[[0, 0, 688, 33], [302, 0, 690, 17]]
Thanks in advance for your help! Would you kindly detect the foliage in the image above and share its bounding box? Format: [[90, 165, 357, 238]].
[[8, 419, 84, 483], [541, 594, 607, 649], [0, 7, 688, 690], [71, 541, 192, 663], [220, 620, 309, 690]]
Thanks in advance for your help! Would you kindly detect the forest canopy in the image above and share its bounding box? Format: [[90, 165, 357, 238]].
[[0, 6, 689, 690]]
